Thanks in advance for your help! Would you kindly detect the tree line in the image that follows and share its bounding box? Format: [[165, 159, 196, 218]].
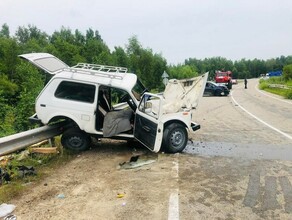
[[0, 23, 291, 136]]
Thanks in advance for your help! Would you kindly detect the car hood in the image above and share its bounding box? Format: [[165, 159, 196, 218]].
[[19, 53, 69, 74], [162, 72, 208, 113]]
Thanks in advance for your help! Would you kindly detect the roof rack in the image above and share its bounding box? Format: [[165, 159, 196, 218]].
[[72, 63, 128, 73], [69, 63, 128, 80]]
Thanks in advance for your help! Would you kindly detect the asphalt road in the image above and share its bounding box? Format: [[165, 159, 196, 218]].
[[11, 79, 292, 220], [184, 78, 292, 219]]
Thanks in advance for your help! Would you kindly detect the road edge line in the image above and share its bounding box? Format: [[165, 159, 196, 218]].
[[231, 91, 292, 141], [255, 83, 292, 105]]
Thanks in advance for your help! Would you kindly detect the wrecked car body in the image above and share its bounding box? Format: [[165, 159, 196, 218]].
[[20, 53, 208, 153]]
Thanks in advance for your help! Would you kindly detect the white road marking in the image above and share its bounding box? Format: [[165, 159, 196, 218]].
[[255, 83, 292, 105], [168, 189, 179, 220], [168, 159, 179, 220], [231, 91, 292, 141]]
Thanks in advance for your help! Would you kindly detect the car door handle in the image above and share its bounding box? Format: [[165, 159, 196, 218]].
[[142, 126, 150, 132], [40, 104, 46, 107]]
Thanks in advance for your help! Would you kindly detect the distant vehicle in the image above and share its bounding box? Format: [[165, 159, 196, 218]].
[[215, 70, 232, 89], [266, 71, 282, 78], [204, 81, 230, 96], [231, 79, 238, 84]]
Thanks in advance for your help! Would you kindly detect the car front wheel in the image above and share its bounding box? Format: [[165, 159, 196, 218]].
[[61, 128, 91, 152], [162, 123, 188, 153]]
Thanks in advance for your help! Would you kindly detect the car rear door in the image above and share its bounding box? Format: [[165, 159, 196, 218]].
[[134, 93, 164, 152], [19, 53, 69, 74]]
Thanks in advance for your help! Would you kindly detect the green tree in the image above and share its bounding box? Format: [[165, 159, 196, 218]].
[[50, 28, 81, 65], [0, 23, 10, 38], [15, 25, 48, 46], [0, 37, 19, 78], [126, 36, 167, 90], [283, 64, 292, 80], [112, 46, 129, 67], [168, 64, 197, 79], [0, 74, 18, 99], [14, 62, 44, 131]]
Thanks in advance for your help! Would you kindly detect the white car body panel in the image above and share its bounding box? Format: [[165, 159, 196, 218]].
[[163, 73, 208, 112], [19, 53, 69, 74]]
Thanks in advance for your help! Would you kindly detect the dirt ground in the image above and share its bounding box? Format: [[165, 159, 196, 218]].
[[7, 79, 292, 219]]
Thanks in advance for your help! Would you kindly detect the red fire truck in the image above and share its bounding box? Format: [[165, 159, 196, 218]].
[[215, 70, 232, 89]]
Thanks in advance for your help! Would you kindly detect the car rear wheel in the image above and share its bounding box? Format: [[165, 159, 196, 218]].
[[215, 90, 224, 96], [61, 128, 91, 152], [162, 123, 188, 153]]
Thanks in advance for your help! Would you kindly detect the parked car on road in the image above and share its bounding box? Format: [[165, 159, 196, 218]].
[[203, 81, 230, 96]]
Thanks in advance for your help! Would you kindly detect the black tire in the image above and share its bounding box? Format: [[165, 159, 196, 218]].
[[162, 123, 188, 153], [61, 128, 91, 152], [215, 90, 224, 96]]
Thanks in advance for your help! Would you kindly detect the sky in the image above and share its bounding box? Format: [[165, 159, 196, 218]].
[[1, 0, 292, 64]]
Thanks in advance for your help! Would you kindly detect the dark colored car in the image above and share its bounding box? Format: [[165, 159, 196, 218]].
[[203, 81, 230, 96]]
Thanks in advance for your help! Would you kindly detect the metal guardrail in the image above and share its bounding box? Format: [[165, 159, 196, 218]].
[[268, 84, 292, 90], [0, 122, 67, 156]]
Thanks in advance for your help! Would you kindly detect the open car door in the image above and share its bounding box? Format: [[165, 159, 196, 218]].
[[134, 93, 164, 153], [19, 53, 69, 74]]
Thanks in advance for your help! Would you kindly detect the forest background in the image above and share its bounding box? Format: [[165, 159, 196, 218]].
[[1, 23, 292, 137]]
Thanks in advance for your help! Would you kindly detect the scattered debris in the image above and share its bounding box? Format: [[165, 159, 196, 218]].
[[2, 171, 11, 182], [117, 193, 125, 198], [16, 150, 30, 161], [0, 204, 16, 218], [0, 155, 14, 166], [4, 214, 17, 220], [118, 154, 157, 170], [57, 194, 65, 199], [30, 147, 59, 154], [31, 140, 49, 148], [0, 167, 11, 184], [129, 155, 139, 162], [17, 165, 36, 178]]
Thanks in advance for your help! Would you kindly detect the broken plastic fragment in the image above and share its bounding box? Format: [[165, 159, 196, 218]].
[[0, 204, 16, 218], [57, 194, 65, 199], [117, 193, 125, 198], [118, 154, 157, 169]]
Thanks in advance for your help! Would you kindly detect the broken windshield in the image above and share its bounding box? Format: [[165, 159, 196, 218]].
[[131, 78, 147, 101]]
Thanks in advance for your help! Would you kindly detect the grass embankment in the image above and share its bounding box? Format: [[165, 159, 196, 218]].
[[0, 137, 75, 203], [259, 77, 292, 99]]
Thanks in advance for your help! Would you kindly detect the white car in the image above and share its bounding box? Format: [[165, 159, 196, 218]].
[[231, 79, 238, 84], [20, 53, 208, 153]]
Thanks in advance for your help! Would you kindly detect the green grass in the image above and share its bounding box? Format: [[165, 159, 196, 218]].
[[0, 137, 75, 203], [259, 77, 292, 99]]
